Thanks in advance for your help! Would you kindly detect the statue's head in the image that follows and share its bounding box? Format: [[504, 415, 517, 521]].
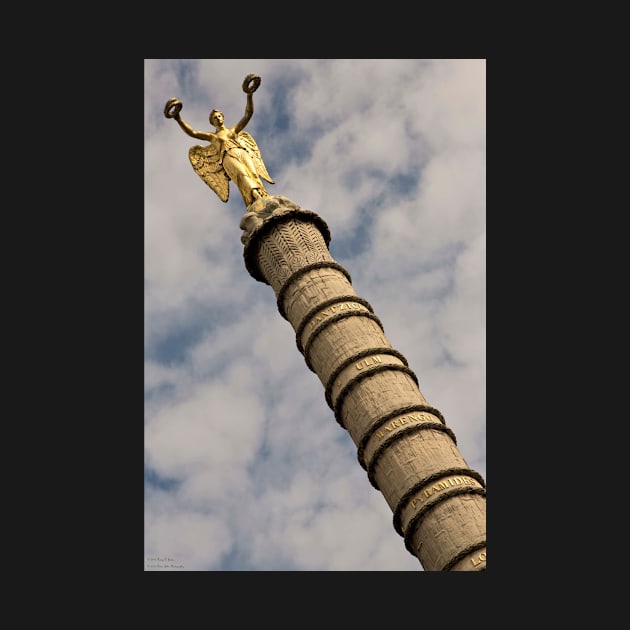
[[210, 109, 224, 127]]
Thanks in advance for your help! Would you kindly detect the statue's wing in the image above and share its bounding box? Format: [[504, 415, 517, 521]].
[[188, 142, 230, 202], [237, 131, 275, 184]]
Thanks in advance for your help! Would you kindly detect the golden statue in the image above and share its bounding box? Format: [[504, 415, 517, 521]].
[[164, 74, 274, 208]]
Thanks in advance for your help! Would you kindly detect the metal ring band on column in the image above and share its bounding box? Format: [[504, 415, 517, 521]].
[[403, 487, 486, 556], [324, 347, 409, 409], [440, 541, 487, 572], [365, 423, 458, 489], [333, 364, 419, 428], [294, 295, 374, 354], [276, 262, 352, 320], [356, 404, 447, 469], [303, 311, 385, 372], [392, 467, 487, 536]]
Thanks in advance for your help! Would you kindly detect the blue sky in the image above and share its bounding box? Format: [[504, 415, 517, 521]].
[[144, 59, 486, 571]]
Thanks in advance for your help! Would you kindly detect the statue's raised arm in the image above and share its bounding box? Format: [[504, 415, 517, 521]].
[[164, 74, 274, 208]]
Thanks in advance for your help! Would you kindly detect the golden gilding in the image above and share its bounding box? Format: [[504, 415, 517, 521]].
[[164, 74, 274, 208]]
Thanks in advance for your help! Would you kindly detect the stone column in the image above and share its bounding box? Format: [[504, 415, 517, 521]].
[[241, 196, 486, 571]]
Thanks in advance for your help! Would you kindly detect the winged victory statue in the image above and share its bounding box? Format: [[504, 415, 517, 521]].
[[164, 73, 274, 208]]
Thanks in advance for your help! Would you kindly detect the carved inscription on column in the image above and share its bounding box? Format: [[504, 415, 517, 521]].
[[300, 300, 372, 352], [329, 353, 404, 409]]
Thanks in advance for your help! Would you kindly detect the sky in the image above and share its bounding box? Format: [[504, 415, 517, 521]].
[[144, 59, 486, 571]]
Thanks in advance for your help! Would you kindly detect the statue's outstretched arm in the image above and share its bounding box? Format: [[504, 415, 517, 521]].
[[234, 74, 260, 134], [164, 98, 215, 142]]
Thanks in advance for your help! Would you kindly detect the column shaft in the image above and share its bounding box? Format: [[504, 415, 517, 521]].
[[242, 196, 486, 571]]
